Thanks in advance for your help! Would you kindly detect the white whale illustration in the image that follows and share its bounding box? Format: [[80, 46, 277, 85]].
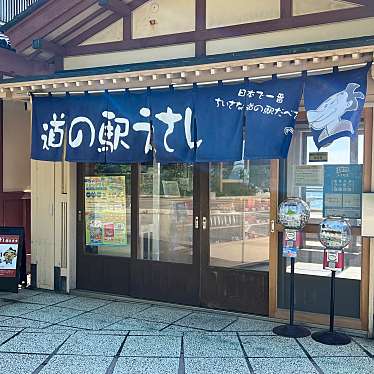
[[307, 83, 365, 145]]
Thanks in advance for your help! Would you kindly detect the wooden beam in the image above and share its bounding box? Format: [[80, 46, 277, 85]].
[[68, 0, 149, 47], [195, 0, 206, 57], [66, 5, 374, 57], [7, 0, 98, 52], [32, 39, 66, 56], [0, 48, 52, 76], [124, 14, 132, 41], [0, 99, 3, 193], [98, 0, 131, 16], [347, 0, 373, 6], [66, 13, 120, 48], [28, 8, 107, 60], [280, 0, 293, 18]]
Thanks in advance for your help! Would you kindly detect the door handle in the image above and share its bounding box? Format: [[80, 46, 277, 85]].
[[202, 216, 207, 230], [194, 216, 199, 229], [77, 210, 83, 223], [270, 219, 275, 233]]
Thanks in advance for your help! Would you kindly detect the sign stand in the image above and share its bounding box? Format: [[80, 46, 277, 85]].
[[273, 257, 311, 338], [0, 227, 25, 293], [312, 271, 351, 345]]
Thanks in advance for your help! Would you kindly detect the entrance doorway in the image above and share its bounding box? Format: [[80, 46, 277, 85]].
[[76, 160, 278, 315]]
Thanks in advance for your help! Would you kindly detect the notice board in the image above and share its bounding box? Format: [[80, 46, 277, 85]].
[[323, 165, 362, 219]]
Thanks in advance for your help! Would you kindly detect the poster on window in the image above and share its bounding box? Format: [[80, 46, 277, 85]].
[[85, 176, 127, 247], [323, 164, 362, 219], [0, 235, 19, 278]]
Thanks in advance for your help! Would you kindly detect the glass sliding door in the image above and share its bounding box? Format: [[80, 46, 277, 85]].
[[138, 163, 194, 264], [76, 163, 133, 295], [209, 161, 271, 271], [201, 160, 277, 315]]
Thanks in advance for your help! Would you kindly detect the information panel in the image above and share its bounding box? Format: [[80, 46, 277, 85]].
[[323, 165, 362, 219], [85, 176, 127, 247]]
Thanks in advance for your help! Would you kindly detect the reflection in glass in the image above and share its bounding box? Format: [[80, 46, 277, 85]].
[[287, 127, 363, 226], [84, 164, 131, 257], [288, 233, 361, 281], [209, 161, 271, 271], [138, 164, 193, 264]]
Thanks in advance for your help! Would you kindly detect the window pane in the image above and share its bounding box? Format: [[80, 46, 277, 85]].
[[280, 125, 363, 319], [292, 233, 361, 281], [277, 233, 361, 318], [138, 163, 193, 264], [84, 164, 131, 257], [209, 161, 270, 271], [287, 128, 363, 225]]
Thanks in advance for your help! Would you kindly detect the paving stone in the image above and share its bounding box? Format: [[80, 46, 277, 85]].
[[0, 317, 51, 329], [26, 325, 81, 333], [184, 334, 243, 358], [0, 325, 22, 333], [0, 300, 11, 307], [59, 332, 125, 356], [0, 332, 70, 354], [114, 357, 179, 374], [59, 312, 122, 330], [21, 293, 76, 306], [314, 356, 374, 374], [0, 330, 19, 345], [120, 335, 181, 357], [176, 312, 236, 331], [104, 317, 167, 332], [0, 289, 43, 301], [154, 325, 199, 336], [354, 337, 374, 355], [242, 336, 306, 358], [128, 330, 182, 336], [185, 358, 250, 374], [298, 336, 367, 357], [40, 355, 113, 374], [135, 306, 191, 324], [0, 302, 45, 317], [0, 316, 12, 325], [239, 331, 276, 336], [0, 353, 47, 374], [249, 358, 319, 374], [224, 317, 278, 332], [56, 297, 111, 311], [93, 301, 150, 317], [23, 305, 84, 323]]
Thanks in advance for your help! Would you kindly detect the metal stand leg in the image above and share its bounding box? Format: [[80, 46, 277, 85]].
[[312, 271, 351, 345], [273, 257, 311, 338]]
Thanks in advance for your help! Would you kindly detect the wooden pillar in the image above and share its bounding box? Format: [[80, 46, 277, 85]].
[[195, 0, 206, 57], [0, 99, 3, 226]]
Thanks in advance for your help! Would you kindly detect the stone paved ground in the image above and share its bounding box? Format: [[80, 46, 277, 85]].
[[0, 289, 373, 374]]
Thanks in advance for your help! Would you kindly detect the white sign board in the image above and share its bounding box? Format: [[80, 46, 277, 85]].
[[295, 165, 324, 187]]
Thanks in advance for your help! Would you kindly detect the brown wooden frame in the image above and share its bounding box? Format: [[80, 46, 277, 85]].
[[5, 0, 374, 65], [63, 1, 374, 58], [269, 108, 373, 331]]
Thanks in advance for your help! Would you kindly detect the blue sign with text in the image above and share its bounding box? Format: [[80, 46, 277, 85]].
[[31, 69, 367, 164], [323, 164, 362, 219]]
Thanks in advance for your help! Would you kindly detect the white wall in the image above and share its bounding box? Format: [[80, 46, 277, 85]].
[[3, 100, 31, 192]]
